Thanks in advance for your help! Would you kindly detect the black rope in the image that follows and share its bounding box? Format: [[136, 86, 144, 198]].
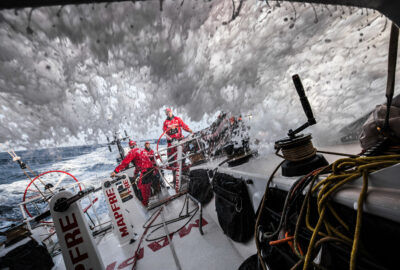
[[145, 206, 199, 242], [143, 195, 200, 242], [261, 173, 310, 240]]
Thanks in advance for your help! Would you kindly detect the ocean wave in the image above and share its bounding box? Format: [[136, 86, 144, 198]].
[[0, 144, 112, 228]]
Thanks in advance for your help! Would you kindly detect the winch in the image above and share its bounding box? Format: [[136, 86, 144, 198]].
[[274, 74, 328, 177]]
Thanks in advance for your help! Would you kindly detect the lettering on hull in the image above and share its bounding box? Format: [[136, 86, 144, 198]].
[[50, 191, 104, 270], [102, 179, 134, 244], [105, 218, 208, 270]]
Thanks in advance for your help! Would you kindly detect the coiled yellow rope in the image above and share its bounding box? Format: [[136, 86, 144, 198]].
[[298, 155, 400, 270]]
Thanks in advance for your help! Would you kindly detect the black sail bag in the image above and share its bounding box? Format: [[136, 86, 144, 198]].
[[213, 173, 255, 242]]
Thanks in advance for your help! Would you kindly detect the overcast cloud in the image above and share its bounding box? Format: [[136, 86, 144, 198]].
[[0, 1, 398, 151]]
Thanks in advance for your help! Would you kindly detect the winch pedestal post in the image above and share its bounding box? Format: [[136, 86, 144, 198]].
[[49, 191, 104, 270], [102, 178, 136, 246], [176, 143, 183, 193]]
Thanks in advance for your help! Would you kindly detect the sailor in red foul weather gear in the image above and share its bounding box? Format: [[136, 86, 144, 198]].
[[144, 141, 159, 166], [163, 108, 192, 140], [128, 140, 138, 174], [162, 108, 193, 187], [129, 140, 137, 149], [111, 147, 154, 206], [144, 141, 163, 193]]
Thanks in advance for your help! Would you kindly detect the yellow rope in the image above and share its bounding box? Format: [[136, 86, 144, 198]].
[[327, 203, 349, 232], [301, 154, 400, 270], [294, 165, 331, 258], [350, 170, 368, 270], [303, 207, 327, 269]]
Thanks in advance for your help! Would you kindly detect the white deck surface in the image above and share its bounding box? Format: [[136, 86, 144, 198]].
[[51, 189, 250, 270], [52, 143, 386, 270]]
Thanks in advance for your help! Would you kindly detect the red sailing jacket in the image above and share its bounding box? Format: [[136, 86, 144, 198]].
[[114, 148, 153, 173], [144, 148, 160, 164], [163, 116, 190, 140]]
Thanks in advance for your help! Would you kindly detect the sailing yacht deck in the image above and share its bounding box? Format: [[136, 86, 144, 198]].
[[50, 190, 249, 270]]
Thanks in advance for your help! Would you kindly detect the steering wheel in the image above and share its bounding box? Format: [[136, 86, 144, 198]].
[[22, 170, 82, 223]]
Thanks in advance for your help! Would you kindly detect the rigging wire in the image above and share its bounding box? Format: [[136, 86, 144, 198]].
[[0, 143, 51, 199], [131, 207, 162, 270], [161, 205, 182, 270]]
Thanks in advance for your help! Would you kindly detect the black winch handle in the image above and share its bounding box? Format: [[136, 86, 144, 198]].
[[53, 187, 96, 212], [34, 210, 51, 222], [384, 23, 399, 131], [292, 74, 316, 125], [105, 174, 127, 187]]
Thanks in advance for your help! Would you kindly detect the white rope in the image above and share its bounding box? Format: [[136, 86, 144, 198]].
[[0, 143, 53, 196], [0, 143, 17, 158]]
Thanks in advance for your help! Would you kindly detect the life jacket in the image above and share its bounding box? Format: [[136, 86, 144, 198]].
[[114, 148, 153, 173], [163, 116, 190, 141], [144, 148, 155, 163]]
